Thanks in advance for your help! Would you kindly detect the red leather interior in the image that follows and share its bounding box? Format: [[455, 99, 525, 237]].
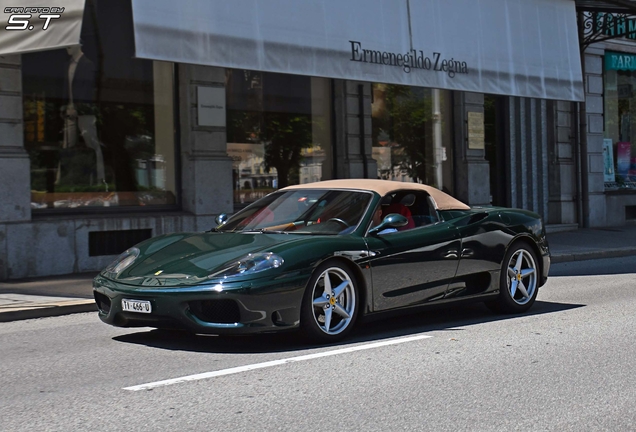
[[382, 203, 415, 230]]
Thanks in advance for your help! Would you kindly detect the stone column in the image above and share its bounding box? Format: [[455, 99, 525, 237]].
[[583, 51, 607, 227], [454, 92, 491, 206], [332, 80, 376, 179], [505, 97, 550, 220], [547, 100, 578, 225], [178, 65, 233, 228], [0, 55, 30, 223]]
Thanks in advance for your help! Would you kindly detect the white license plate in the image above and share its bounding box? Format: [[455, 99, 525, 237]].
[[122, 299, 152, 314]]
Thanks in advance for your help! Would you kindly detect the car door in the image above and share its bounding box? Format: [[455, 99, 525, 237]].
[[364, 221, 461, 312], [445, 210, 512, 299]]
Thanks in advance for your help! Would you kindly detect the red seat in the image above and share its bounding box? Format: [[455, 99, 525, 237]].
[[382, 203, 415, 231]]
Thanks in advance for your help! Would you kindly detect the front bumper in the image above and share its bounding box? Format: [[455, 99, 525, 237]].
[[93, 273, 308, 334], [541, 253, 551, 286]]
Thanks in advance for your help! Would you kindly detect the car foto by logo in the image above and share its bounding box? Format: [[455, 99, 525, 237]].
[[4, 6, 64, 31]]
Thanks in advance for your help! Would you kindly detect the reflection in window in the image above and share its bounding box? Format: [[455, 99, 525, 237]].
[[371, 84, 453, 194], [226, 70, 332, 208], [23, 0, 176, 210], [219, 189, 371, 235]]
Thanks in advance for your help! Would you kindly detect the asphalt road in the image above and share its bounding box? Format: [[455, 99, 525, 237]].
[[2, 256, 636, 432]]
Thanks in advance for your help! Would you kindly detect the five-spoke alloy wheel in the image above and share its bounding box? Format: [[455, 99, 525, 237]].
[[487, 242, 539, 313], [301, 262, 358, 342]]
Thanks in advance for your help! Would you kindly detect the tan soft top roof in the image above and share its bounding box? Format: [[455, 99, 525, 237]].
[[282, 179, 470, 211]]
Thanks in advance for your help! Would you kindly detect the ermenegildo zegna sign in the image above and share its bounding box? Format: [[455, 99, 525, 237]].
[[349, 41, 468, 77], [131, 0, 584, 102]]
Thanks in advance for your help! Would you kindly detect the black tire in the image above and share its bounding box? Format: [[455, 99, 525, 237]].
[[486, 242, 539, 314], [300, 261, 359, 343]]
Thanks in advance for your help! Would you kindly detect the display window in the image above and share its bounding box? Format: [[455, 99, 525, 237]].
[[371, 84, 454, 194], [604, 51, 636, 190], [23, 0, 177, 211], [226, 70, 332, 209]]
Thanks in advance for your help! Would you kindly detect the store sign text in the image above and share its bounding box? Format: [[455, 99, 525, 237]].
[[593, 13, 636, 40], [349, 41, 468, 78], [605, 52, 636, 71]]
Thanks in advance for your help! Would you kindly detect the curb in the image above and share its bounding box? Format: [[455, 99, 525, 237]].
[[0, 300, 97, 322], [551, 247, 636, 264]]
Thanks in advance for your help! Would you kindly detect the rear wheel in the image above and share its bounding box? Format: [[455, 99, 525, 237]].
[[487, 242, 539, 313], [300, 262, 359, 343]]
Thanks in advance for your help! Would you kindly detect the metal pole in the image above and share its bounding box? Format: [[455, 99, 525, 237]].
[[578, 12, 590, 228], [432, 88, 443, 189], [358, 84, 369, 178]]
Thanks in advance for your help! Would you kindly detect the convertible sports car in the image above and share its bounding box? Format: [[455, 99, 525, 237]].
[[93, 179, 550, 342]]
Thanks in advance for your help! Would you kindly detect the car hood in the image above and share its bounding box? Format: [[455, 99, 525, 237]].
[[103, 232, 306, 286]]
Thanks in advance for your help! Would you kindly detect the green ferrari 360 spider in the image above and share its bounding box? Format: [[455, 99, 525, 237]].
[[93, 179, 550, 342]]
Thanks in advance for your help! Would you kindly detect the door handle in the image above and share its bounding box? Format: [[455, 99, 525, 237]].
[[443, 249, 458, 259]]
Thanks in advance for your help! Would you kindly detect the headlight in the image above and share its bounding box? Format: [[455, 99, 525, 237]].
[[209, 252, 284, 279], [103, 247, 140, 275]]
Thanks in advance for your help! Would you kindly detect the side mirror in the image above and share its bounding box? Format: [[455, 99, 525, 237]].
[[215, 213, 229, 226], [368, 213, 408, 235]]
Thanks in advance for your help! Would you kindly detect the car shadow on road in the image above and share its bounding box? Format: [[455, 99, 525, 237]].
[[112, 300, 584, 354]]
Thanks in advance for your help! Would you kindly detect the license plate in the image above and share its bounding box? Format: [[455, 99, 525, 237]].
[[122, 299, 152, 314]]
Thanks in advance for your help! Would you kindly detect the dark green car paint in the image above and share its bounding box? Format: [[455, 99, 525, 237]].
[[94, 193, 550, 335]]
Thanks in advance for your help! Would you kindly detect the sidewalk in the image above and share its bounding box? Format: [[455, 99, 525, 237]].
[[0, 272, 98, 322], [2, 225, 636, 322]]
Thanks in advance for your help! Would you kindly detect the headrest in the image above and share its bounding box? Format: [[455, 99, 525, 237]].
[[400, 193, 416, 206]]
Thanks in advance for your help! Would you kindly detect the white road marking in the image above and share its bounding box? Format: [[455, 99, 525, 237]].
[[123, 334, 433, 391]]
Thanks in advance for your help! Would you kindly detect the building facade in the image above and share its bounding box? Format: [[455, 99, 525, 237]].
[[0, 0, 585, 280], [577, 11, 636, 226]]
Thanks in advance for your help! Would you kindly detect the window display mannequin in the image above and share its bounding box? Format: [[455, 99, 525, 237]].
[[62, 43, 106, 189]]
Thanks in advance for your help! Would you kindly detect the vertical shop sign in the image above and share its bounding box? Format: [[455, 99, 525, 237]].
[[603, 139, 615, 183], [197, 86, 226, 127]]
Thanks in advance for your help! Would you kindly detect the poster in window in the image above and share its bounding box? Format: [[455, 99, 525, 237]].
[[616, 142, 631, 179], [603, 139, 615, 183]]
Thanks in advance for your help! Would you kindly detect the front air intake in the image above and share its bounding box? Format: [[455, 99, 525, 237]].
[[189, 300, 240, 324], [94, 292, 111, 314]]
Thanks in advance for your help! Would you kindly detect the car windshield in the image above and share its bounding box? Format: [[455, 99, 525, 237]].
[[218, 189, 372, 235]]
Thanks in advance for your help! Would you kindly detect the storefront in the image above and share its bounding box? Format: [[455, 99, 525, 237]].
[[578, 9, 636, 226], [0, 0, 584, 279]]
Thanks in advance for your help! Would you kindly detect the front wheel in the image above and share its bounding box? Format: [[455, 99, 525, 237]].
[[487, 242, 539, 314], [300, 262, 359, 343]]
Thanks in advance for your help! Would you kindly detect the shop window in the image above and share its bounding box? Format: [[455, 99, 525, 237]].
[[226, 70, 332, 209], [604, 51, 636, 191], [23, 0, 177, 211], [371, 84, 454, 194]]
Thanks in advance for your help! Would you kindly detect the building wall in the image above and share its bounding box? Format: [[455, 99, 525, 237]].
[[505, 97, 550, 221], [0, 58, 568, 280], [548, 100, 578, 225], [0, 55, 30, 224], [584, 42, 636, 227], [583, 50, 607, 227], [454, 92, 490, 206], [333, 80, 376, 179], [0, 61, 230, 281], [178, 64, 234, 217]]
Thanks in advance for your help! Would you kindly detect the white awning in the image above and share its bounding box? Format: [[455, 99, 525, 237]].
[[0, 0, 84, 56], [132, 0, 584, 102]]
